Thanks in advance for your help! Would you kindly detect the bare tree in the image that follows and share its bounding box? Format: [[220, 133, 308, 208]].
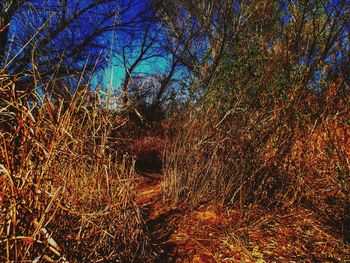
[[0, 0, 154, 97], [156, 0, 253, 89], [119, 10, 162, 104], [281, 0, 350, 84]]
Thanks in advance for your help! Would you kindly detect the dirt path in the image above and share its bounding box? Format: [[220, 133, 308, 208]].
[[134, 173, 235, 262], [135, 173, 183, 262]]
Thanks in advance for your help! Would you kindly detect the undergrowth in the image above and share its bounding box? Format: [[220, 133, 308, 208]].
[[163, 73, 350, 241], [0, 72, 148, 262]]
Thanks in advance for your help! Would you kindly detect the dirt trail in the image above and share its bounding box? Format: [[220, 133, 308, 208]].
[[135, 173, 182, 262], [134, 172, 235, 262]]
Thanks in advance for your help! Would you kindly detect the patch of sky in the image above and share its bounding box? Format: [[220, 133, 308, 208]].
[[308, 69, 326, 93], [278, 0, 292, 27], [99, 54, 169, 92], [233, 0, 241, 13]]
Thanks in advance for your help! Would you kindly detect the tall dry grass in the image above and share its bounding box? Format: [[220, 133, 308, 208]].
[[0, 72, 148, 262], [163, 100, 298, 209], [163, 77, 349, 228]]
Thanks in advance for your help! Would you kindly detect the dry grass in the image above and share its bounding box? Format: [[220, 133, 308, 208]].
[[1, 68, 349, 261], [0, 72, 148, 262], [161, 81, 350, 260], [163, 97, 302, 209], [163, 78, 349, 235]]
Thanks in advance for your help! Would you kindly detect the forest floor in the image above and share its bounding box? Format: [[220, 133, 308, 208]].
[[134, 170, 350, 262]]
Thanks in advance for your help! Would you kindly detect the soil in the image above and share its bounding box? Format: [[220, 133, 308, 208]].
[[134, 170, 350, 262]]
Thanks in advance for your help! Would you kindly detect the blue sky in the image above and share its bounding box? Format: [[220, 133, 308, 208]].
[[4, 0, 349, 96], [101, 55, 169, 91]]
